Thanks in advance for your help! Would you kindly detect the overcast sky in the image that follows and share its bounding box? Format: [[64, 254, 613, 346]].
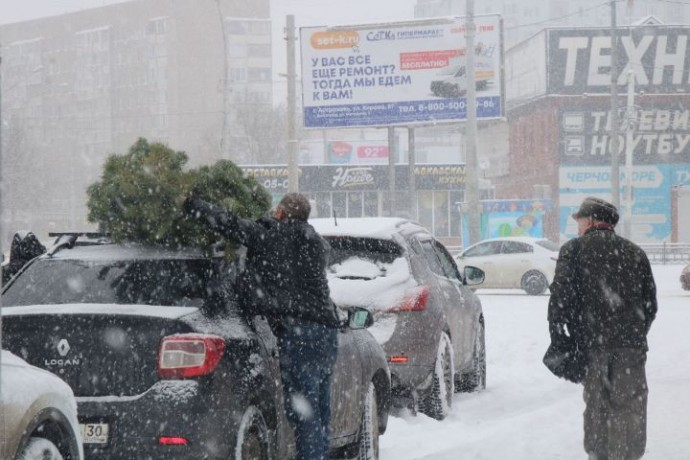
[[0, 0, 416, 26], [0, 0, 418, 102]]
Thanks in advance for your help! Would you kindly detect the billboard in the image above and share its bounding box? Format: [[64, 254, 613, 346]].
[[559, 107, 690, 165], [559, 164, 673, 242], [300, 15, 503, 128], [548, 26, 690, 94]]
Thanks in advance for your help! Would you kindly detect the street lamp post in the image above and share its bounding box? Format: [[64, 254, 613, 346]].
[[623, 70, 636, 239]]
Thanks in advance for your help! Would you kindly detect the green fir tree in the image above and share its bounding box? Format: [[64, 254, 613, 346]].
[[87, 138, 271, 251]]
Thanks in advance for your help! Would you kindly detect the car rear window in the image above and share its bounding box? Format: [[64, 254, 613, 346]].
[[326, 236, 403, 267], [3, 258, 227, 307], [324, 236, 416, 312], [535, 239, 560, 252]]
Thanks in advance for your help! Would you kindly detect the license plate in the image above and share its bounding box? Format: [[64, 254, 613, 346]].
[[80, 423, 109, 444]]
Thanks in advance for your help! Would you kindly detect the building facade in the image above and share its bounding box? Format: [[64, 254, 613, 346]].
[[503, 25, 690, 243], [0, 0, 271, 239]]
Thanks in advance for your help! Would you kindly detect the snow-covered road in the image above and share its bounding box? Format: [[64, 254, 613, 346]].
[[380, 264, 690, 459]]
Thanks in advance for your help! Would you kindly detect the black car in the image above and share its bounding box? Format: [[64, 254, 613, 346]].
[[1, 236, 390, 459]]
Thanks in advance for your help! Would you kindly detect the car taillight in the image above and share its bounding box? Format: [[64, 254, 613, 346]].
[[159, 436, 189, 445], [387, 285, 430, 313], [158, 334, 226, 379]]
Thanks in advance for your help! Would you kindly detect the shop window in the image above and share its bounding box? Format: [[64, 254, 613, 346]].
[[332, 193, 346, 219], [450, 191, 463, 237], [363, 191, 379, 217], [315, 193, 331, 219], [434, 191, 449, 237], [418, 191, 433, 233], [347, 192, 363, 218]]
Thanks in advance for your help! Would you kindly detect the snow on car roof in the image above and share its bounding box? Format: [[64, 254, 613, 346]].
[[43, 243, 207, 261], [1, 304, 200, 319], [478, 236, 549, 244], [310, 217, 424, 240]]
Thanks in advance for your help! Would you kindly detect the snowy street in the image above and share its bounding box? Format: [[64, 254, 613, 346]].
[[380, 264, 690, 460]]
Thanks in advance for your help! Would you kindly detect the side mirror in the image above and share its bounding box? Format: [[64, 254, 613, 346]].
[[348, 308, 374, 330], [463, 266, 485, 286]]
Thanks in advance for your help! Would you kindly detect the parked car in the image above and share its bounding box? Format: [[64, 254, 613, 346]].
[[455, 237, 560, 295], [310, 217, 486, 421], [1, 235, 390, 460], [1, 349, 84, 460], [681, 264, 690, 290]]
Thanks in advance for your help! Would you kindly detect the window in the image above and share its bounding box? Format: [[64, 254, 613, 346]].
[[347, 192, 363, 218], [421, 240, 445, 277], [247, 44, 271, 58], [433, 241, 459, 280], [146, 18, 168, 35], [229, 68, 247, 82], [463, 241, 502, 257], [535, 239, 560, 252], [363, 191, 379, 217], [248, 68, 271, 81], [228, 44, 247, 58], [249, 21, 271, 34], [226, 20, 248, 34], [332, 192, 346, 220], [315, 192, 331, 218], [501, 241, 533, 254]]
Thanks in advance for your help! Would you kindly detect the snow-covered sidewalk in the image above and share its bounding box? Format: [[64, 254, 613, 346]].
[[380, 264, 690, 459]]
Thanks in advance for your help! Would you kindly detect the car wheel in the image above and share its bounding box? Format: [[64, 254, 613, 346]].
[[357, 382, 380, 460], [420, 332, 454, 420], [521, 270, 548, 295], [17, 437, 64, 460], [234, 406, 270, 460], [457, 318, 486, 392]]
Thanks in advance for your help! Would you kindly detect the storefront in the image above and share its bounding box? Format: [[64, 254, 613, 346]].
[[241, 164, 466, 240]]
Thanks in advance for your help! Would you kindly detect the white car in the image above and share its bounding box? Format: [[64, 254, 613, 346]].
[[1, 350, 83, 460], [455, 237, 560, 295]]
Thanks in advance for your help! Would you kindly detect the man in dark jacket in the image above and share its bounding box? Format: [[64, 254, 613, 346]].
[[548, 197, 657, 460], [184, 192, 340, 460]]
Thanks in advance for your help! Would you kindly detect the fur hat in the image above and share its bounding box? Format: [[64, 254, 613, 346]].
[[571, 196, 619, 225]]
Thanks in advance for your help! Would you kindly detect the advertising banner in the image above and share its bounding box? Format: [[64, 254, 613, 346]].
[[481, 199, 552, 238], [300, 15, 503, 128], [558, 164, 673, 242], [547, 27, 690, 94], [241, 164, 466, 194], [559, 107, 690, 165]]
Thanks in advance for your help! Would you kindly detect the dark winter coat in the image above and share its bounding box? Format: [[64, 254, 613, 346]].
[[548, 227, 657, 353], [183, 197, 340, 329]]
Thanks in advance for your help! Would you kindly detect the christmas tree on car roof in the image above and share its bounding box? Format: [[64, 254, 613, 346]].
[[86, 138, 271, 252]]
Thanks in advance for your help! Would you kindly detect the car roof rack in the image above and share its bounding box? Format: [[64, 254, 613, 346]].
[[46, 232, 111, 256]]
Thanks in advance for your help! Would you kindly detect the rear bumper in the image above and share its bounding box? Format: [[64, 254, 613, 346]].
[[77, 380, 242, 460], [381, 317, 438, 392]]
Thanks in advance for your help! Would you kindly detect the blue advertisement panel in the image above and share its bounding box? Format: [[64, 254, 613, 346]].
[[460, 199, 552, 247], [300, 16, 504, 128], [304, 97, 502, 128], [559, 165, 673, 242]]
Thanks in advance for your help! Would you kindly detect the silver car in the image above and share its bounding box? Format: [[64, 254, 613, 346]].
[[0, 350, 83, 460], [311, 217, 486, 421]]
